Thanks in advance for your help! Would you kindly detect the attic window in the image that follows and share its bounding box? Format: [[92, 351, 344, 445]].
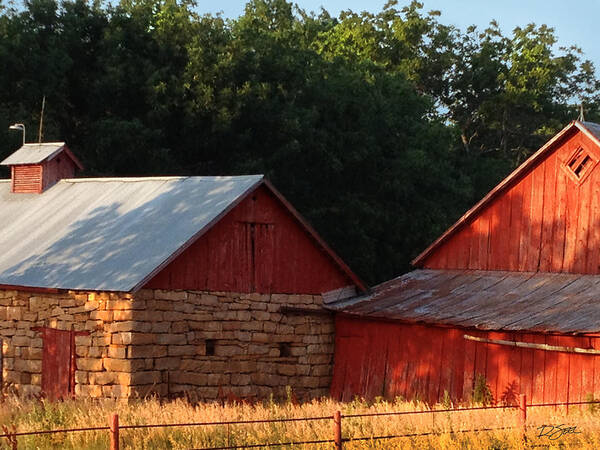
[[565, 147, 598, 183]]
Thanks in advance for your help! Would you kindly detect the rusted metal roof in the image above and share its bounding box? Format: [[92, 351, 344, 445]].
[[0, 175, 263, 292], [327, 269, 600, 334], [412, 120, 600, 267]]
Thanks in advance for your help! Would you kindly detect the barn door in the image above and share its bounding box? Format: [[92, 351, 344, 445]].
[[34, 327, 76, 399]]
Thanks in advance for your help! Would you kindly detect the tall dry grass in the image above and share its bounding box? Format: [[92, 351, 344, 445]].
[[0, 392, 598, 449]]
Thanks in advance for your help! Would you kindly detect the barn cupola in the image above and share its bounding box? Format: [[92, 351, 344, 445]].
[[0, 142, 83, 193]]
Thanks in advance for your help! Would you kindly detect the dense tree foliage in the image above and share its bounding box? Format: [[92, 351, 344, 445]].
[[0, 0, 597, 284]]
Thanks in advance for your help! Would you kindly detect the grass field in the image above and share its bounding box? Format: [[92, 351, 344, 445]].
[[0, 392, 599, 449]]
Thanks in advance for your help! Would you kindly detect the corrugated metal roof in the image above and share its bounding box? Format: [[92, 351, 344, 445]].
[[0, 175, 263, 292], [1, 143, 66, 165], [327, 269, 600, 334]]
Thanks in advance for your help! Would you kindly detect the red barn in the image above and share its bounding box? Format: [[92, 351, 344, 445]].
[[0, 142, 364, 400], [328, 120, 600, 405]]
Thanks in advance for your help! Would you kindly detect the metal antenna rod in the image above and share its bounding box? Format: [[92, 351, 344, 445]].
[[38, 96, 45, 143]]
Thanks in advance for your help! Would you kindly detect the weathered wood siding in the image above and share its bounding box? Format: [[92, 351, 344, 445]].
[[42, 156, 76, 190], [146, 185, 353, 294], [331, 316, 600, 405], [11, 165, 43, 193], [422, 128, 600, 273]]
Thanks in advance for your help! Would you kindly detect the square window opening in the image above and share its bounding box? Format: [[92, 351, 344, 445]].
[[279, 342, 291, 358], [205, 339, 216, 356]]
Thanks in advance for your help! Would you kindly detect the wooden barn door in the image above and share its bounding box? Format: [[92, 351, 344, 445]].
[[34, 327, 78, 399]]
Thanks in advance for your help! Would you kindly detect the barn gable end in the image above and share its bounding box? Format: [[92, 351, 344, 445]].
[[415, 121, 600, 273], [145, 184, 356, 294]]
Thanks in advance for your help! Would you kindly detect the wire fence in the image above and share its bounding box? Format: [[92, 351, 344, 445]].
[[1, 396, 599, 449]]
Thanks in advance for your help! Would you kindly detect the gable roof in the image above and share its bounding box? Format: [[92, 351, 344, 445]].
[[1, 142, 84, 169], [412, 120, 600, 267], [327, 269, 600, 333], [0, 175, 364, 293]]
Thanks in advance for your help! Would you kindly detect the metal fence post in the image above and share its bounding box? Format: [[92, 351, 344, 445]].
[[519, 394, 527, 435], [333, 410, 342, 449], [109, 414, 119, 450]]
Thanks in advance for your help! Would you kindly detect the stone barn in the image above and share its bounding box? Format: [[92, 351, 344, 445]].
[[0, 142, 364, 400], [328, 120, 600, 406]]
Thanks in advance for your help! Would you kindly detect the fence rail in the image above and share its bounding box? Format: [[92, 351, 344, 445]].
[[2, 396, 599, 449]]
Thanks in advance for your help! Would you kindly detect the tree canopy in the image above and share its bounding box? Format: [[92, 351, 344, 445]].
[[0, 0, 597, 285]]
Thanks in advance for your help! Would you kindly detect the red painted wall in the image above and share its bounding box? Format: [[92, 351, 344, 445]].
[[10, 156, 76, 193], [11, 164, 43, 193], [332, 316, 600, 405], [145, 185, 354, 294], [43, 156, 76, 190], [422, 128, 600, 273]]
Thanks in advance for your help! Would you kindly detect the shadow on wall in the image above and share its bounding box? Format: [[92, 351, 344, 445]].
[[332, 174, 600, 405]]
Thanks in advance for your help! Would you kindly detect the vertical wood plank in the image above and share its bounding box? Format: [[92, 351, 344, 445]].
[[526, 162, 546, 270], [518, 175, 533, 271]]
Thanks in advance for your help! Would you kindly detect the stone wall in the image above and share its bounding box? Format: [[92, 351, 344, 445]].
[[0, 288, 335, 400]]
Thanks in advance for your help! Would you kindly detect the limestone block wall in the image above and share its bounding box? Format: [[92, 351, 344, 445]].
[[0, 288, 335, 400], [0, 289, 131, 397], [126, 289, 334, 401]]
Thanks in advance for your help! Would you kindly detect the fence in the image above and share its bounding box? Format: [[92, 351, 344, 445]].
[[1, 395, 599, 449]]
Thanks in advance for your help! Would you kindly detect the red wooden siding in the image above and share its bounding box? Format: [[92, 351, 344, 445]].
[[11, 164, 42, 193], [421, 128, 600, 273], [42, 156, 76, 190], [146, 185, 354, 294], [10, 157, 75, 194], [331, 316, 600, 405]]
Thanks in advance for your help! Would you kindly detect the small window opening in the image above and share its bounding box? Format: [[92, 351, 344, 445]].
[[205, 339, 216, 356], [279, 342, 291, 357], [566, 147, 596, 181]]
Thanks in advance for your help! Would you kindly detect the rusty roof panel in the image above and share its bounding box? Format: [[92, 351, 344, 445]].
[[327, 269, 600, 334]]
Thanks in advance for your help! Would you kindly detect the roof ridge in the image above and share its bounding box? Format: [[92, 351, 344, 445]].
[[62, 175, 264, 183]]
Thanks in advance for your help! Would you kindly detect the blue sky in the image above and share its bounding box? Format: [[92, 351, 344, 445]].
[[196, 0, 600, 70]]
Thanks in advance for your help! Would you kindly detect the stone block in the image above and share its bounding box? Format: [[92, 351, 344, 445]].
[[89, 371, 116, 385], [248, 344, 269, 355], [155, 290, 188, 301], [108, 345, 127, 359], [90, 310, 113, 322], [75, 335, 92, 346], [15, 359, 41, 373], [78, 358, 104, 371], [151, 322, 171, 333], [156, 334, 187, 345], [231, 374, 251, 385], [109, 321, 151, 333], [277, 364, 296, 376], [128, 345, 167, 358], [167, 345, 198, 356], [214, 345, 243, 357], [154, 357, 181, 370], [170, 371, 207, 386], [75, 371, 88, 384], [7, 306, 23, 321], [11, 335, 31, 346], [130, 371, 161, 385], [171, 321, 189, 333], [252, 311, 270, 321], [119, 332, 155, 345], [75, 384, 103, 398], [103, 358, 145, 372]]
